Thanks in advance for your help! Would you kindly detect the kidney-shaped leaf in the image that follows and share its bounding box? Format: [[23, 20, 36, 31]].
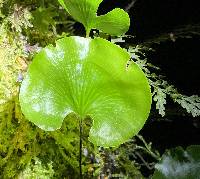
[[152, 145, 200, 179], [58, 0, 130, 36], [19, 36, 151, 147], [95, 8, 130, 36]]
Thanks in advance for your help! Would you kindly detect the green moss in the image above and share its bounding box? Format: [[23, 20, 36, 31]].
[[0, 98, 94, 178]]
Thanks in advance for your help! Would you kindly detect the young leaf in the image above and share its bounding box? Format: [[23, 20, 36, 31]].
[[95, 8, 130, 36], [19, 36, 151, 147], [57, 0, 130, 36]]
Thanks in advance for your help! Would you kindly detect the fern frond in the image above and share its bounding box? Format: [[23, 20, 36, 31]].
[[172, 95, 200, 117], [128, 46, 200, 117]]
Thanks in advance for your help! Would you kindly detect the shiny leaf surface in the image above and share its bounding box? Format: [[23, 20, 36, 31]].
[[153, 145, 200, 179], [19, 36, 151, 147], [57, 0, 130, 36]]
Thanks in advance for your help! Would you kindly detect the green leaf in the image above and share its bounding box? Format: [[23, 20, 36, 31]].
[[57, 0, 130, 36], [95, 8, 130, 36], [152, 145, 200, 179], [19, 36, 151, 147]]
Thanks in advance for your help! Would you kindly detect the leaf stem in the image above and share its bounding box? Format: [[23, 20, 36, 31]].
[[86, 28, 91, 38], [79, 117, 83, 179]]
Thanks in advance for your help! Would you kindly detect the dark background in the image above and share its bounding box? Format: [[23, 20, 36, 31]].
[[99, 0, 200, 38]]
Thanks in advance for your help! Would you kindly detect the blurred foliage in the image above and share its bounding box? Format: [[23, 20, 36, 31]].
[[152, 145, 200, 179]]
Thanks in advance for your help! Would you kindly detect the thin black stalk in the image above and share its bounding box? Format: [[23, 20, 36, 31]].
[[125, 0, 138, 12], [79, 118, 83, 179]]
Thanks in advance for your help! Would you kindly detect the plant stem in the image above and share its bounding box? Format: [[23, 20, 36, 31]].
[[136, 135, 160, 160], [79, 117, 83, 179], [86, 28, 90, 38]]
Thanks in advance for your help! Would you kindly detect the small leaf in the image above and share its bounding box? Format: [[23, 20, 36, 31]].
[[57, 0, 130, 36], [95, 8, 130, 36], [152, 145, 200, 179], [19, 36, 151, 147]]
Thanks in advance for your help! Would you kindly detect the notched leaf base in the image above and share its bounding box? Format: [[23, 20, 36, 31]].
[[19, 36, 151, 147]]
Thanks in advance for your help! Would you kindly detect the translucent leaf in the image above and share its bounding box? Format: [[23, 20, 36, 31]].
[[57, 0, 130, 36], [19, 36, 151, 147], [152, 145, 200, 179], [95, 8, 130, 36]]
